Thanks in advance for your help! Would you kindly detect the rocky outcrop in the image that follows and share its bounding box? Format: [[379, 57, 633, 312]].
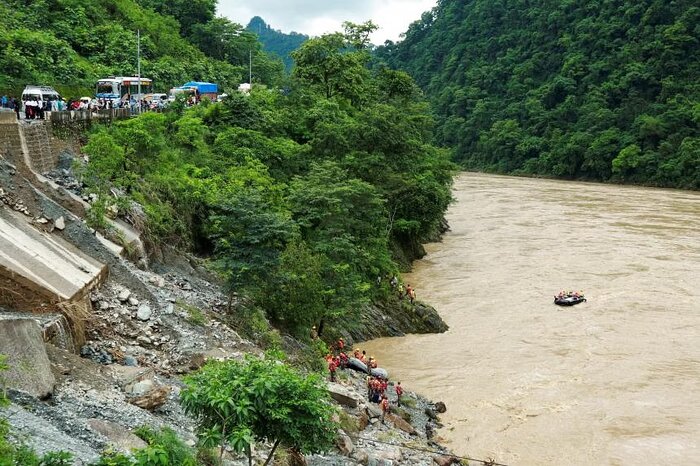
[[340, 298, 448, 344], [87, 419, 147, 453], [0, 318, 55, 398]]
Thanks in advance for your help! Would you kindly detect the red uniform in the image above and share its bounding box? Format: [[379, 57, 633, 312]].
[[328, 360, 337, 382], [380, 397, 389, 423], [395, 383, 404, 406]]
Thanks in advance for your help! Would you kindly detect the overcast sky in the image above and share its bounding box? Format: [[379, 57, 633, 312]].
[[217, 0, 438, 43]]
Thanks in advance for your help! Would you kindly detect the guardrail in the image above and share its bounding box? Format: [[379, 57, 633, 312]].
[[49, 108, 131, 122]]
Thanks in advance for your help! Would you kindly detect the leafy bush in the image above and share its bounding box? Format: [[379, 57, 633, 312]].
[[133, 426, 197, 466], [181, 356, 337, 465]]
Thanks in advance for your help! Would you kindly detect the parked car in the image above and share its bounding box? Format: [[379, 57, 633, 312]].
[[21, 85, 61, 111]]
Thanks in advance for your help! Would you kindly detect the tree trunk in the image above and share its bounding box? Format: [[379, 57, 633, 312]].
[[317, 318, 325, 337], [263, 439, 281, 466]]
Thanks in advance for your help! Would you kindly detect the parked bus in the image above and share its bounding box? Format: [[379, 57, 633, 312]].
[[96, 77, 153, 103]]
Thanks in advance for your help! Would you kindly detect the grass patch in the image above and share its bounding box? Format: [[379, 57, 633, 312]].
[[400, 396, 417, 409], [177, 300, 209, 326], [392, 406, 412, 423], [377, 430, 402, 443], [338, 410, 359, 434]]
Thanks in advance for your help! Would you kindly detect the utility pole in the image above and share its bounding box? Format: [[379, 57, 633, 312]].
[[137, 29, 141, 115]]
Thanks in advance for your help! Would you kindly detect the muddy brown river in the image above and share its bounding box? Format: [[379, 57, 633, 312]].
[[362, 173, 700, 465]]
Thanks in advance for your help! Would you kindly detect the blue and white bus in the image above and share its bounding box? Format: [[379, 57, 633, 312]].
[[96, 77, 153, 102]]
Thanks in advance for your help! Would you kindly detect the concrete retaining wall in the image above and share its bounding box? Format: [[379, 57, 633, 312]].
[[0, 209, 107, 313]]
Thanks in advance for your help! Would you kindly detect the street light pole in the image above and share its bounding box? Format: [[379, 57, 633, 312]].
[[137, 29, 141, 115]]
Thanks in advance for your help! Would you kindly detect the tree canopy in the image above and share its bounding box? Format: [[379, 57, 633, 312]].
[[376, 0, 700, 189], [180, 357, 337, 464], [80, 25, 454, 338], [0, 0, 284, 95]]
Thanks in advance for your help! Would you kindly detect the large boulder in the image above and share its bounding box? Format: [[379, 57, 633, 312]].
[[386, 413, 417, 436], [336, 430, 354, 456], [435, 401, 447, 413], [327, 382, 361, 408], [0, 318, 55, 398], [87, 419, 147, 453], [128, 385, 171, 410]]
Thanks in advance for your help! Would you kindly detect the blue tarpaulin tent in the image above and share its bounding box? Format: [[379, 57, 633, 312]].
[[182, 82, 218, 94]]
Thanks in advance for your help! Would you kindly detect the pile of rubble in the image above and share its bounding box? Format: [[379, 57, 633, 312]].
[[0, 185, 31, 216], [82, 268, 254, 378]]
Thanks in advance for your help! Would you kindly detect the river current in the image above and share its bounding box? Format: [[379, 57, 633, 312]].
[[362, 173, 700, 465]]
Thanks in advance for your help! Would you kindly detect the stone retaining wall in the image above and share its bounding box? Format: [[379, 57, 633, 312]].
[[0, 114, 23, 161]]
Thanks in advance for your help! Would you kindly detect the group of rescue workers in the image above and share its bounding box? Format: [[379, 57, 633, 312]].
[[325, 337, 404, 423]]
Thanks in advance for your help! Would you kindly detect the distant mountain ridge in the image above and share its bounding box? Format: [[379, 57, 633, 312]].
[[247, 16, 309, 71]]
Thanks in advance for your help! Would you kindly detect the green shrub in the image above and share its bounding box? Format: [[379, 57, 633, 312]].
[[133, 426, 197, 466]]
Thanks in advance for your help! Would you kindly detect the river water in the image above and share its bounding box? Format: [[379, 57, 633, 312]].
[[362, 173, 700, 465]]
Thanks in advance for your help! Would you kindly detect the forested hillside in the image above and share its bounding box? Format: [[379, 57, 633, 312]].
[[377, 0, 700, 188], [0, 0, 283, 95], [80, 22, 454, 337], [247, 16, 309, 71]]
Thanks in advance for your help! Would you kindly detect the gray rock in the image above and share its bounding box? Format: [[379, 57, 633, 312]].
[[0, 319, 55, 398], [117, 289, 131, 302], [87, 419, 147, 453], [336, 431, 354, 456], [5, 404, 100, 463], [128, 379, 155, 396], [54, 216, 65, 230], [352, 450, 370, 465], [366, 403, 383, 419], [124, 356, 138, 367], [327, 383, 361, 408], [127, 297, 139, 306], [136, 304, 152, 321]]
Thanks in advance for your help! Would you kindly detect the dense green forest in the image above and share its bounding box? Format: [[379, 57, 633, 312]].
[[247, 16, 309, 71], [80, 22, 454, 337], [376, 0, 700, 188], [0, 0, 284, 95]]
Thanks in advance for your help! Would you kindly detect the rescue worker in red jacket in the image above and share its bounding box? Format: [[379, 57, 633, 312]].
[[380, 394, 390, 424], [395, 381, 404, 407], [328, 358, 338, 382]]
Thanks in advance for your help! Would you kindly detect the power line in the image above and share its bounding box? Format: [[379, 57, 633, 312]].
[[349, 434, 510, 466]]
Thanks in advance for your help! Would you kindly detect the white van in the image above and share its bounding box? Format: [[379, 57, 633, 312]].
[[21, 85, 62, 111]]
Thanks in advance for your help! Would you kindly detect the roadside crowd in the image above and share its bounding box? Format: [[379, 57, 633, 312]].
[[0, 94, 169, 120]]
